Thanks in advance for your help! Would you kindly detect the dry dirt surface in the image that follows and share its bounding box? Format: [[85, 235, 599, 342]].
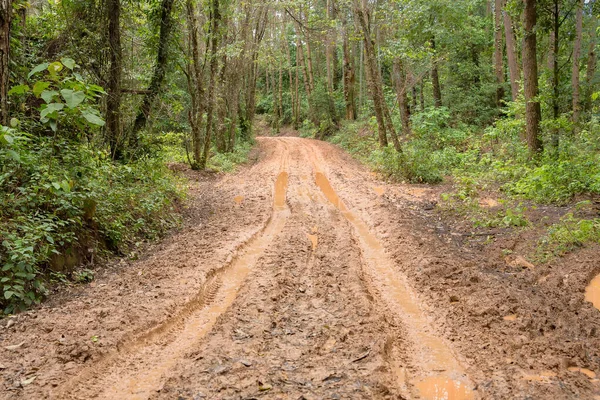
[[1, 137, 600, 400]]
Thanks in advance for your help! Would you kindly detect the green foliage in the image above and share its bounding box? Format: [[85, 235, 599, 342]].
[[0, 128, 184, 314], [538, 212, 600, 259], [208, 140, 254, 172], [11, 59, 106, 135]]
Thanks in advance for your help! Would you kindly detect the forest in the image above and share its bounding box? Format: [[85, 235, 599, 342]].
[[0, 0, 599, 313]]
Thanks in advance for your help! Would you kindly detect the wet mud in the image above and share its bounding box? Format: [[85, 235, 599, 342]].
[[1, 137, 599, 400]]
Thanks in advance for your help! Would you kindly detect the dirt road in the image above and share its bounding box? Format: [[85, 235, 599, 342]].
[[2, 137, 600, 399]]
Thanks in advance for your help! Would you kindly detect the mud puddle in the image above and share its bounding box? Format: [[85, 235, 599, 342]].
[[312, 167, 474, 399], [585, 273, 600, 311]]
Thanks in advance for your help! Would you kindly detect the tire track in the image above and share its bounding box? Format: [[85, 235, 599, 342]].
[[55, 142, 291, 400], [305, 140, 476, 399]]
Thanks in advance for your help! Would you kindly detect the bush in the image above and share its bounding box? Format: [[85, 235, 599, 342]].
[[0, 128, 185, 313]]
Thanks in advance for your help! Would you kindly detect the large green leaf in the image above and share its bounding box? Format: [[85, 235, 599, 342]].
[[8, 85, 29, 95], [28, 63, 50, 79], [60, 57, 76, 70], [40, 103, 65, 120], [60, 89, 85, 109], [81, 110, 105, 126], [41, 90, 59, 104], [47, 62, 64, 75], [32, 81, 51, 97]]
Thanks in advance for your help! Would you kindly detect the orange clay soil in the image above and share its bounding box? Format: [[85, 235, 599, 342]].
[[1, 137, 600, 399]]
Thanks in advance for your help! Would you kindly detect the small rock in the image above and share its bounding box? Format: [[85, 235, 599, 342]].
[[258, 383, 272, 391], [449, 295, 460, 303], [508, 255, 535, 269], [6, 319, 15, 329], [240, 359, 252, 367]]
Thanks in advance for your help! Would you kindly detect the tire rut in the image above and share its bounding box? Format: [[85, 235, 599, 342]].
[[55, 145, 291, 400], [305, 140, 476, 399]]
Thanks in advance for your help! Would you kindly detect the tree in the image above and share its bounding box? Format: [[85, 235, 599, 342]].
[[106, 0, 123, 159], [0, 0, 11, 126], [353, 0, 400, 149], [199, 0, 221, 169], [494, 0, 505, 106], [572, 0, 584, 123], [523, 0, 543, 153], [129, 0, 176, 147], [185, 0, 205, 168], [503, 2, 520, 101]]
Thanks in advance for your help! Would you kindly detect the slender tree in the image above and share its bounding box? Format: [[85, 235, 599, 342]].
[[494, 0, 505, 106], [200, 0, 221, 169], [129, 0, 176, 146], [522, 0, 543, 153], [503, 3, 520, 101], [106, 0, 123, 159], [572, 0, 584, 123], [0, 0, 11, 126]]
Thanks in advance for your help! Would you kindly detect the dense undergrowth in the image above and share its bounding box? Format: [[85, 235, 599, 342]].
[[328, 104, 600, 260], [0, 127, 187, 313]]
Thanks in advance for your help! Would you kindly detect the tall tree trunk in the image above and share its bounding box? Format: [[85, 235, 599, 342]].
[[353, 0, 391, 148], [393, 58, 411, 136], [106, 0, 123, 159], [0, 0, 11, 126], [186, 0, 205, 167], [572, 0, 584, 123], [216, 53, 228, 152], [305, 36, 315, 94], [503, 4, 520, 101], [129, 0, 176, 146], [242, 5, 267, 137], [200, 0, 221, 169], [494, 0, 505, 106], [585, 18, 598, 112], [522, 0, 542, 153], [420, 79, 425, 111], [550, 1, 559, 150], [431, 37, 442, 107], [284, 31, 297, 127], [342, 17, 356, 120]]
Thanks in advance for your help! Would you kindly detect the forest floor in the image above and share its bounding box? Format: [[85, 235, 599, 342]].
[[1, 136, 600, 400]]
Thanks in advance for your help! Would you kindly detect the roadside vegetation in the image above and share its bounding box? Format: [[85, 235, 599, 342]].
[[0, 0, 266, 313]]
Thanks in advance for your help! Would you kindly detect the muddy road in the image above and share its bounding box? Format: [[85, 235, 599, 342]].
[[2, 137, 600, 399]]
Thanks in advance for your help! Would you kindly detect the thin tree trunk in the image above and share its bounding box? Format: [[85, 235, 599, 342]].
[[494, 0, 505, 106], [278, 57, 283, 128], [342, 17, 356, 120], [431, 37, 442, 107], [550, 1, 559, 150], [393, 58, 411, 136], [523, 0, 542, 153], [200, 0, 221, 169], [503, 4, 520, 101], [186, 0, 205, 167], [572, 0, 584, 123], [420, 79, 425, 111], [284, 31, 297, 127], [0, 0, 11, 126], [353, 0, 391, 148], [129, 0, 176, 146], [305, 36, 315, 94], [106, 0, 123, 159], [585, 18, 597, 112]]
